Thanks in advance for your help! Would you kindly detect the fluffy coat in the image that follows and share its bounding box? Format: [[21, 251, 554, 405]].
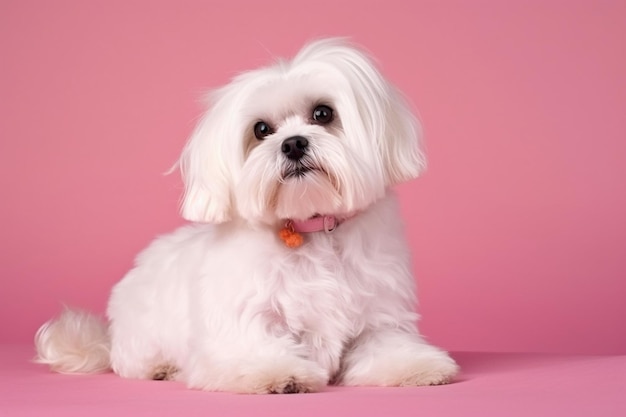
[[35, 38, 459, 393]]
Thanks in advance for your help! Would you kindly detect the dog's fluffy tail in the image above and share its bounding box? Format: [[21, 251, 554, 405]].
[[34, 308, 111, 374]]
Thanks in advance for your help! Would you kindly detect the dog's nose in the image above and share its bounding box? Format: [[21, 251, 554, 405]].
[[281, 136, 309, 161]]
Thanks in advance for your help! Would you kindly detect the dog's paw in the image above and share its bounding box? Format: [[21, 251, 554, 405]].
[[151, 363, 179, 381], [185, 356, 328, 394], [395, 354, 459, 386], [338, 346, 459, 387], [245, 359, 328, 394], [267, 376, 314, 394]]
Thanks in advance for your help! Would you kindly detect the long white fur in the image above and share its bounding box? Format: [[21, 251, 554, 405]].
[[35, 38, 458, 393], [35, 308, 110, 373]]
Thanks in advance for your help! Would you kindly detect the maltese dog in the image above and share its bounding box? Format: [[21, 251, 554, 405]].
[[35, 38, 459, 393]]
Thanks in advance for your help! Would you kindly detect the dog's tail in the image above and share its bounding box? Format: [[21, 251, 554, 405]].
[[34, 308, 111, 374]]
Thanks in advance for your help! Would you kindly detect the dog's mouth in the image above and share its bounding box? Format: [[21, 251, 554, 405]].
[[284, 165, 313, 179], [282, 161, 319, 180]]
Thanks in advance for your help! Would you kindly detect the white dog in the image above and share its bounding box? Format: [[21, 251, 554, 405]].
[[35, 38, 459, 394]]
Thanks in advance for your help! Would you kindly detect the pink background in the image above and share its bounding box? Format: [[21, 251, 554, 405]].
[[1, 0, 625, 354]]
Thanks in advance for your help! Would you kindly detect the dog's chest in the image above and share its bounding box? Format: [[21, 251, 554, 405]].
[[266, 234, 371, 339]]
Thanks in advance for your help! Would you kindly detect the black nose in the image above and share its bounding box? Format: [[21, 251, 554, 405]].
[[281, 136, 309, 161]]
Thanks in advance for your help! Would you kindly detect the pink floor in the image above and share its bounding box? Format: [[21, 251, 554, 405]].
[[1, 345, 624, 417]]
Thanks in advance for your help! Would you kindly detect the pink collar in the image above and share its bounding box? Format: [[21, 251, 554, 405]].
[[279, 214, 353, 248], [288, 215, 340, 233]]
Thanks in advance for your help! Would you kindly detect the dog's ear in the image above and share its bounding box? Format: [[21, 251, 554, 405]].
[[178, 86, 244, 224], [379, 89, 427, 185], [296, 39, 426, 186]]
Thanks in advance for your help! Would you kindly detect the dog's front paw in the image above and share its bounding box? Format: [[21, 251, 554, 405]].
[[246, 358, 328, 394], [266, 376, 315, 394], [338, 338, 459, 387], [395, 354, 459, 386], [186, 356, 328, 394]]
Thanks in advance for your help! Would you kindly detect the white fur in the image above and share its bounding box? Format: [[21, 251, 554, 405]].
[[35, 38, 458, 393], [35, 308, 110, 373]]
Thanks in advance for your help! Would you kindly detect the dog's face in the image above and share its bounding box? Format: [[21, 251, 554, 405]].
[[179, 39, 426, 224]]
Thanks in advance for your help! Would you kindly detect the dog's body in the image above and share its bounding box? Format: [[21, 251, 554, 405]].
[[35, 39, 459, 393]]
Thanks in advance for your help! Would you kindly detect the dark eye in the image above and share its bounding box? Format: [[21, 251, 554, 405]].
[[253, 121, 273, 140], [312, 105, 333, 124]]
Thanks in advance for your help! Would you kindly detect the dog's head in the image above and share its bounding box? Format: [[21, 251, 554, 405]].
[[179, 39, 426, 224]]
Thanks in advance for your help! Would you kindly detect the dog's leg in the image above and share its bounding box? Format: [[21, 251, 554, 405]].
[[335, 329, 459, 387], [109, 340, 180, 382], [181, 334, 329, 394]]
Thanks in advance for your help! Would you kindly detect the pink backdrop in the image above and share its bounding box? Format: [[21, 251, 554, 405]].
[[1, 0, 624, 354]]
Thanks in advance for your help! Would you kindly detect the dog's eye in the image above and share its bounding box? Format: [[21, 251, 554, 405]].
[[253, 121, 273, 140], [312, 105, 333, 124]]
